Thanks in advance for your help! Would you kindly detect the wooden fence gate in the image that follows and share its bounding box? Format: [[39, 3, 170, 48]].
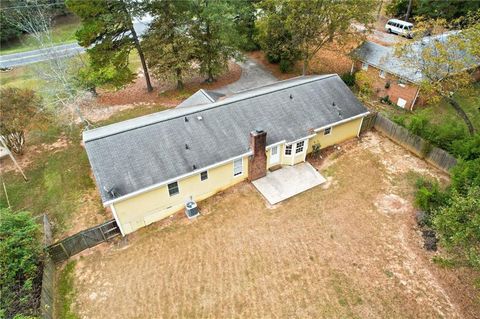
[[46, 219, 120, 263]]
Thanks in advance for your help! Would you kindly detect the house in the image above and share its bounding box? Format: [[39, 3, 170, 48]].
[[83, 75, 369, 235], [350, 40, 422, 110], [351, 32, 480, 110]]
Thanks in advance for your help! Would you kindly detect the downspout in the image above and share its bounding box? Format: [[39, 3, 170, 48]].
[[410, 86, 420, 111]]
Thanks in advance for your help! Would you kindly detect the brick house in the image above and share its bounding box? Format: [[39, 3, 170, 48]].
[[351, 33, 480, 111], [350, 41, 421, 110]]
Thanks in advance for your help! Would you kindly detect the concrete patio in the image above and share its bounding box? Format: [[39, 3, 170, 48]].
[[252, 162, 326, 205]]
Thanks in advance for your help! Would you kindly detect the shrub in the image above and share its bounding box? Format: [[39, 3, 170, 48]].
[[0, 208, 42, 318], [380, 95, 392, 105], [433, 187, 480, 269], [450, 159, 480, 195], [385, 81, 391, 89], [311, 143, 321, 158], [354, 71, 372, 96], [340, 73, 355, 87], [414, 178, 448, 224], [279, 59, 294, 73], [450, 133, 480, 160]]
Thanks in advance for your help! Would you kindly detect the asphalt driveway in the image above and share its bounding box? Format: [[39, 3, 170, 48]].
[[216, 57, 278, 95]]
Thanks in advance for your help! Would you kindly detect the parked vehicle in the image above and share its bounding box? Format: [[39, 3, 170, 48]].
[[385, 19, 413, 38]]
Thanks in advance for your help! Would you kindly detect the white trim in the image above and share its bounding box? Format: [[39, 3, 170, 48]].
[[265, 140, 286, 150], [350, 61, 355, 75], [286, 134, 316, 145], [232, 157, 244, 177], [323, 126, 333, 136], [357, 116, 364, 137], [361, 62, 369, 71], [103, 151, 252, 206], [410, 87, 421, 110], [103, 114, 368, 206], [379, 70, 386, 78], [284, 144, 293, 156], [314, 112, 369, 133], [110, 204, 126, 236]]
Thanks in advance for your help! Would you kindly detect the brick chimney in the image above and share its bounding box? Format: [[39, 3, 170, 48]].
[[248, 129, 267, 181]]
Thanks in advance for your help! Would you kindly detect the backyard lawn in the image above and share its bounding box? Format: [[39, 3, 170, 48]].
[[64, 132, 479, 319], [0, 15, 80, 55]]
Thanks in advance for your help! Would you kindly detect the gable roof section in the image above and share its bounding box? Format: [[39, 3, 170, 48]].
[[84, 75, 369, 204], [176, 89, 225, 108], [351, 41, 422, 83]]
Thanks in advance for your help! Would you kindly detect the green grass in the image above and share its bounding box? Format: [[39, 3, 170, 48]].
[[0, 127, 98, 233], [382, 84, 480, 132], [0, 15, 80, 55], [56, 261, 79, 319]]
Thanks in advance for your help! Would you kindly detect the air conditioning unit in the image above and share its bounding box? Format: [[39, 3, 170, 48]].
[[185, 200, 199, 219]]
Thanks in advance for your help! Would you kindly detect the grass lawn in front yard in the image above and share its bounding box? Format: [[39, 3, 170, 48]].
[[0, 15, 80, 55], [66, 132, 479, 319]]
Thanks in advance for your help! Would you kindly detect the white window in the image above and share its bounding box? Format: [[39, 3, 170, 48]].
[[168, 182, 179, 196], [324, 127, 332, 135], [295, 141, 305, 154], [398, 79, 406, 87], [379, 70, 386, 78], [233, 158, 243, 176], [361, 62, 368, 71], [397, 98, 407, 108], [200, 171, 208, 181], [284, 144, 293, 156]]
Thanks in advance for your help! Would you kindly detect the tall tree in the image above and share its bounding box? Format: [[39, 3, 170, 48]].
[[66, 0, 153, 92], [396, 18, 480, 135], [189, 0, 244, 82], [256, 0, 300, 71], [0, 87, 42, 155], [258, 0, 377, 75], [143, 0, 195, 90]]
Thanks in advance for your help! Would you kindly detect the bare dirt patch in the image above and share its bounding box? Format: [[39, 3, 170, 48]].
[[97, 62, 242, 107], [68, 132, 478, 318], [0, 135, 69, 174]]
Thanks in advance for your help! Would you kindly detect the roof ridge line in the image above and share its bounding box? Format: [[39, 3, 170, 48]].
[[84, 74, 339, 142]]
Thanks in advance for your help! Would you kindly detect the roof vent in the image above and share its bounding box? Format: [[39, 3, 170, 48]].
[[332, 101, 336, 106], [197, 115, 203, 120], [103, 186, 120, 199], [192, 164, 197, 170], [184, 116, 189, 122], [290, 94, 293, 100], [185, 144, 189, 150]]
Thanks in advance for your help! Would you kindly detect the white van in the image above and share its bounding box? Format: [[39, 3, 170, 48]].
[[385, 19, 413, 38]]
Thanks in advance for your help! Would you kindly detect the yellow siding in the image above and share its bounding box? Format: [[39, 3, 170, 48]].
[[111, 116, 364, 234], [307, 117, 363, 153], [113, 156, 249, 234]]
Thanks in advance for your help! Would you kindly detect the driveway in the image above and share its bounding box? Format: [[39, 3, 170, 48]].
[[216, 57, 278, 95]]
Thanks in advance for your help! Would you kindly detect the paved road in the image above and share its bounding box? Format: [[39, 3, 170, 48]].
[[0, 18, 151, 68], [216, 58, 278, 95]]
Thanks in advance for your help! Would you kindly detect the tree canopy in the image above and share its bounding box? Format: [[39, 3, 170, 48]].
[[66, 0, 153, 91], [189, 0, 245, 82], [0, 87, 42, 154], [0, 208, 42, 319], [396, 17, 480, 135], [387, 0, 480, 22], [143, 0, 195, 89], [257, 0, 376, 75]]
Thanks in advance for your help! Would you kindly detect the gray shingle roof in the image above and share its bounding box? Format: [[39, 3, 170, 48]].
[[351, 41, 422, 82], [176, 89, 224, 108], [352, 32, 480, 83], [83, 75, 368, 203]]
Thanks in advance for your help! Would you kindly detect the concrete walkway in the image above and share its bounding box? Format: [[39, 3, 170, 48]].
[[252, 162, 326, 205], [216, 57, 278, 95]]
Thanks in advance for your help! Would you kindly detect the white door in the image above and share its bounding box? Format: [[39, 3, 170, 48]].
[[397, 97, 407, 108], [270, 145, 280, 164]]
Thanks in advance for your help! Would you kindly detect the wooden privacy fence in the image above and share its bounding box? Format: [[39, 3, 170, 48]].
[[360, 112, 377, 134], [38, 214, 55, 319], [373, 114, 457, 173], [47, 219, 121, 263]]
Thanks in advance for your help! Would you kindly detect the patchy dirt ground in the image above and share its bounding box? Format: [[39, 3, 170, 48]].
[[97, 62, 242, 107], [68, 132, 479, 318]]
